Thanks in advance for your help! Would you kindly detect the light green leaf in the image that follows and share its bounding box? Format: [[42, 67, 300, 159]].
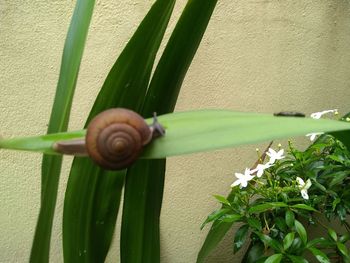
[[200, 208, 231, 229], [328, 228, 337, 242], [3, 111, 350, 159], [264, 254, 283, 263], [283, 232, 295, 251], [287, 255, 309, 263], [295, 220, 307, 245], [291, 204, 318, 212], [213, 195, 231, 206], [308, 247, 330, 263], [220, 214, 242, 223], [337, 242, 349, 257]]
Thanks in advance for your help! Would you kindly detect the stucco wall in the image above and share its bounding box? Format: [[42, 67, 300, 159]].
[[1, 0, 350, 262]]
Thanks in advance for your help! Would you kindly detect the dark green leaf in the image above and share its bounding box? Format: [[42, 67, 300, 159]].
[[243, 243, 266, 263], [234, 224, 250, 253], [249, 202, 288, 213], [285, 210, 295, 228], [30, 1, 95, 262], [197, 221, 233, 263], [122, 0, 218, 262], [254, 232, 283, 252], [247, 217, 262, 231], [63, 0, 176, 262], [200, 208, 231, 229]]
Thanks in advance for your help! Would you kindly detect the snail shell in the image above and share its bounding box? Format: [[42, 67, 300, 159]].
[[86, 108, 152, 170]]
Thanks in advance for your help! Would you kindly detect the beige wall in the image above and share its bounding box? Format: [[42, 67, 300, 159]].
[[1, 0, 350, 262]]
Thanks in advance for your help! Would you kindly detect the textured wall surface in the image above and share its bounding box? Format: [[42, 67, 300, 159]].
[[1, 0, 350, 262]]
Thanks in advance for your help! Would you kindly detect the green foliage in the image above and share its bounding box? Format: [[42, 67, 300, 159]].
[[199, 134, 350, 262]]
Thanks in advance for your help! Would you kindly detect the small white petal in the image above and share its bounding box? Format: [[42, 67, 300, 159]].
[[305, 179, 312, 189], [301, 190, 309, 200], [296, 177, 305, 186]]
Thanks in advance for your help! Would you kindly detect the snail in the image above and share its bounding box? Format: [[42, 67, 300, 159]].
[[53, 108, 165, 170], [273, 111, 305, 117]]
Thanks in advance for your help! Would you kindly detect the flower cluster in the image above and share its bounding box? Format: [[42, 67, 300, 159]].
[[231, 147, 284, 187], [231, 146, 312, 200]]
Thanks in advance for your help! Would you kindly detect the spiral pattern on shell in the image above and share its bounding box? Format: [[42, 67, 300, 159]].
[[86, 108, 152, 170]]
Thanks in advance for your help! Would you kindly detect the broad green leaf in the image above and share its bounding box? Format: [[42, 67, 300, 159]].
[[249, 202, 288, 213], [213, 195, 231, 206], [62, 0, 176, 262], [233, 224, 249, 253], [30, 1, 95, 262], [119, 0, 218, 261], [331, 112, 350, 150], [308, 247, 330, 263], [285, 210, 295, 228], [3, 111, 350, 159], [264, 254, 283, 263], [283, 232, 295, 251], [291, 204, 317, 212], [200, 208, 231, 229], [295, 220, 307, 245], [196, 221, 233, 263]]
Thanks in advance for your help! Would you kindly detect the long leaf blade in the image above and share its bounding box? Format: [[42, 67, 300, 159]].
[[30, 0, 95, 262], [120, 0, 218, 261], [62, 0, 175, 262]]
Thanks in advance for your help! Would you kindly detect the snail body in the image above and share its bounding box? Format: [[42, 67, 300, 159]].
[[85, 108, 164, 170]]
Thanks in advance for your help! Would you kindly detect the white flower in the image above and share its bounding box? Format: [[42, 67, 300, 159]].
[[251, 163, 274, 177], [310, 109, 338, 119], [296, 177, 312, 200], [231, 168, 254, 188], [305, 132, 324, 141], [266, 148, 285, 164]]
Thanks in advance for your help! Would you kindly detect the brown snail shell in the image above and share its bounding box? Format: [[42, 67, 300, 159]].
[[86, 108, 152, 170]]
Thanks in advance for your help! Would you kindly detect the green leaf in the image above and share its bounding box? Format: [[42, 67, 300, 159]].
[[283, 232, 295, 251], [287, 255, 309, 263], [308, 247, 330, 263], [249, 202, 288, 213], [295, 220, 307, 245], [285, 210, 295, 228], [3, 112, 350, 159], [254, 232, 283, 252], [200, 208, 231, 229], [197, 221, 233, 263], [328, 228, 337, 242], [30, 0, 95, 262], [337, 242, 349, 257], [122, 0, 218, 261], [213, 195, 231, 206], [220, 214, 242, 223], [291, 204, 317, 212], [234, 224, 250, 253], [264, 254, 283, 263], [243, 243, 266, 263], [247, 217, 262, 231], [62, 0, 176, 262]]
